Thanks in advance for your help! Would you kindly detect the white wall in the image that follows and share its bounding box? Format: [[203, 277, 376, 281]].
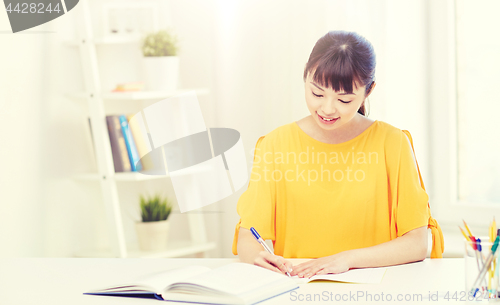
[[0, 3, 112, 257], [0, 0, 217, 257], [0, 9, 47, 256]]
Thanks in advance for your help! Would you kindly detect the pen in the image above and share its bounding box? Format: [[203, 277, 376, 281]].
[[460, 224, 489, 295], [471, 235, 500, 297], [469, 237, 488, 291], [495, 242, 500, 298], [492, 221, 497, 287], [475, 238, 489, 291], [495, 229, 500, 298], [462, 221, 488, 287], [250, 227, 291, 277]]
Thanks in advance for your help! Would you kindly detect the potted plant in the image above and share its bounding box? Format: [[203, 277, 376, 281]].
[[135, 194, 173, 251], [141, 29, 180, 91]]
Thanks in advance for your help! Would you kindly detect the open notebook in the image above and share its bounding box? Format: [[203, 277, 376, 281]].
[[294, 267, 387, 284], [84, 263, 386, 305]]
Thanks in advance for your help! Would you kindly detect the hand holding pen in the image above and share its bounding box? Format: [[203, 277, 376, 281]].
[[250, 227, 292, 277]]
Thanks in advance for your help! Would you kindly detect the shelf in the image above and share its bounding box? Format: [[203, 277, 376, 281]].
[[74, 164, 213, 181], [74, 171, 169, 182], [72, 1, 214, 259], [64, 37, 141, 47], [67, 88, 210, 101], [75, 240, 217, 258]]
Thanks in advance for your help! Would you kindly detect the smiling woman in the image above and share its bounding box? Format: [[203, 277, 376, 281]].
[[232, 30, 444, 278], [303, 31, 376, 117], [300, 31, 377, 145]]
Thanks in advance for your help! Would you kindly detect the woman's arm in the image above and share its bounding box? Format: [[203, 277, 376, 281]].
[[237, 227, 293, 275], [291, 226, 428, 277]]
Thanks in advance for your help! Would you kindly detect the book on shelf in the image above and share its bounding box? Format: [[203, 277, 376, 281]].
[[119, 115, 143, 172], [106, 115, 132, 172], [127, 114, 154, 171], [84, 263, 298, 305], [90, 114, 158, 174]]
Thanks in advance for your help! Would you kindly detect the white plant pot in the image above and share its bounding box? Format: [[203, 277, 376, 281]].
[[135, 220, 170, 251], [142, 56, 179, 91]]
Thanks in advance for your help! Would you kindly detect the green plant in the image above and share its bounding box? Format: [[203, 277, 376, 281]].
[[141, 29, 179, 57], [139, 194, 172, 222]]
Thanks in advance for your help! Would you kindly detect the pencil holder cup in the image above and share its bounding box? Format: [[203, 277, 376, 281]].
[[464, 238, 499, 300]]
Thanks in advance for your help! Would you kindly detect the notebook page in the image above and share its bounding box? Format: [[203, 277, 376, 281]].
[[294, 267, 387, 284], [92, 266, 211, 293], [136, 266, 211, 292], [167, 263, 295, 296]]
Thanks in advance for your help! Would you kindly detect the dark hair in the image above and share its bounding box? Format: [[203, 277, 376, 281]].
[[303, 31, 376, 116]]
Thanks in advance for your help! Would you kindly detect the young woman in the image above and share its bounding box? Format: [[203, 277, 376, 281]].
[[232, 31, 444, 278]]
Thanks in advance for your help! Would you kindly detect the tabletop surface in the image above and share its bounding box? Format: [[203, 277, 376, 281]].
[[0, 257, 477, 305]]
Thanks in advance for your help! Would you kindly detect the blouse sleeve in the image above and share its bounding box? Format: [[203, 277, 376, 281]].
[[398, 130, 444, 258], [232, 136, 277, 255], [394, 131, 430, 237]]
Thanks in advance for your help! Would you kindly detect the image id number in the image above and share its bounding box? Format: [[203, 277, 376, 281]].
[[5, 3, 61, 14]]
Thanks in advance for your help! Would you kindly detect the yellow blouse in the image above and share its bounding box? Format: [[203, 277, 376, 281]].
[[232, 120, 444, 258]]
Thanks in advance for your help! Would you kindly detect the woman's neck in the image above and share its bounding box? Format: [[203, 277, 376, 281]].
[[299, 114, 374, 145]]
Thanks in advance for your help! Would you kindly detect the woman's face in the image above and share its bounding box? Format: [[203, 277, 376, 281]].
[[305, 71, 369, 132]]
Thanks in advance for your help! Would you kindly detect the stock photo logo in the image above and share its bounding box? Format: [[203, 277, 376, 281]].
[[4, 0, 79, 33], [127, 91, 248, 213]]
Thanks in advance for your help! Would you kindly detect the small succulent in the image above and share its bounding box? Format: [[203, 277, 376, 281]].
[[141, 29, 179, 57], [139, 194, 172, 222]]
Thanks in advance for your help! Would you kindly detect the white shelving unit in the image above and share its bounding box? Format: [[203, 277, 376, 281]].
[[76, 240, 217, 259], [67, 88, 209, 100], [71, 1, 215, 258]]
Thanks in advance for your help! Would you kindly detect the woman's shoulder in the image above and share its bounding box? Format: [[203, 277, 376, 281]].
[[259, 122, 297, 142], [373, 120, 415, 152], [372, 120, 403, 138], [248, 123, 297, 154]]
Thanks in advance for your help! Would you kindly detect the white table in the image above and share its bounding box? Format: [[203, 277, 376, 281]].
[[0, 258, 477, 304]]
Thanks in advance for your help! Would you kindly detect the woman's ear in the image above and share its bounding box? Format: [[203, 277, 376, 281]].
[[366, 82, 376, 98]]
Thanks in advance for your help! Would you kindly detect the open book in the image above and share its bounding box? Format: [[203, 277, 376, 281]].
[[84, 263, 298, 305], [84, 263, 387, 305], [294, 267, 387, 284]]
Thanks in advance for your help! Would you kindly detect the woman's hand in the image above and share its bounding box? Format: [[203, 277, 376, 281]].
[[237, 227, 293, 275], [290, 226, 428, 278], [291, 251, 352, 278], [252, 251, 294, 275]]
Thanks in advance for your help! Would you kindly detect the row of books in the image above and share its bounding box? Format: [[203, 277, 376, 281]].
[[106, 115, 151, 172]]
